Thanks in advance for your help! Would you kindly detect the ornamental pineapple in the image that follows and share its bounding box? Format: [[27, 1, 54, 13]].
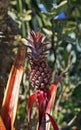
[[27, 31, 52, 89]]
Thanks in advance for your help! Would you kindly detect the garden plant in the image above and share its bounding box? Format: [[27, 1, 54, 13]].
[[0, 0, 81, 130]]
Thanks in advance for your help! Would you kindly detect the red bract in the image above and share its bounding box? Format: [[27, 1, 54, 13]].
[[28, 82, 60, 130]]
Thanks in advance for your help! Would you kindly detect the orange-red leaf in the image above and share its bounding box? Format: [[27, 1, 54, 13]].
[[45, 83, 58, 130], [0, 116, 6, 130], [46, 84, 58, 114], [0, 46, 26, 130]]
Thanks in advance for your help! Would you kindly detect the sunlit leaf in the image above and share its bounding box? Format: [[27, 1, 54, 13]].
[[0, 46, 26, 130]]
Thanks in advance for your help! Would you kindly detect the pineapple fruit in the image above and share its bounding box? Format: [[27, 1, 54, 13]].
[[27, 31, 52, 89]]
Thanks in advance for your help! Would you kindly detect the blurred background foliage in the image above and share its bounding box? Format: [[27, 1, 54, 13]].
[[0, 0, 81, 130]]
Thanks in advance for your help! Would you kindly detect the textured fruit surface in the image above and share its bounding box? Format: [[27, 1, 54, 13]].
[[27, 31, 52, 89], [30, 61, 52, 89]]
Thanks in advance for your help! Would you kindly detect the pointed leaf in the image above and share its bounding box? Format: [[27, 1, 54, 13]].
[[45, 84, 58, 130], [46, 113, 59, 130], [46, 84, 58, 114], [1, 46, 26, 130], [45, 76, 62, 130]]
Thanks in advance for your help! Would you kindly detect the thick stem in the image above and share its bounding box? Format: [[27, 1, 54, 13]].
[[37, 116, 46, 130]]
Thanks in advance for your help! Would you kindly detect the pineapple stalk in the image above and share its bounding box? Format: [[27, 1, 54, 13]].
[[27, 31, 60, 130], [27, 31, 59, 130]]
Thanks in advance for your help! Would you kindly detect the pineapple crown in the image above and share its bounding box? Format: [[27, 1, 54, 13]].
[[27, 31, 50, 64]]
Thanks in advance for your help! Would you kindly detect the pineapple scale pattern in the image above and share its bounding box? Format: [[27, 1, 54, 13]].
[[27, 31, 52, 89]]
